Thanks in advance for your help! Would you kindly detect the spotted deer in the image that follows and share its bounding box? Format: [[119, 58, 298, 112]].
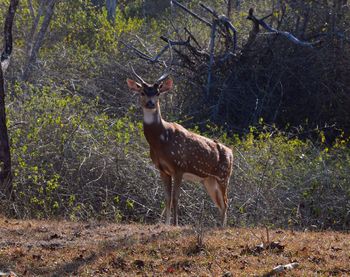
[[127, 69, 233, 227]]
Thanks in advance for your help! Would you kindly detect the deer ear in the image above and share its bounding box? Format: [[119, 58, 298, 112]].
[[159, 78, 173, 94], [127, 78, 142, 93]]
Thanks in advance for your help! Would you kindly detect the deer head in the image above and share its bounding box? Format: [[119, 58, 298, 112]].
[[127, 67, 173, 111]]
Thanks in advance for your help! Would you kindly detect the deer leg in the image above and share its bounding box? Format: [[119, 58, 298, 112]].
[[160, 171, 172, 225], [172, 173, 183, 226], [219, 180, 229, 227], [203, 177, 228, 227]]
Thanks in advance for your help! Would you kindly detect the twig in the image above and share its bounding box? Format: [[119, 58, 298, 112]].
[[135, 35, 153, 57], [199, 2, 218, 18], [121, 41, 153, 61], [184, 27, 201, 49]]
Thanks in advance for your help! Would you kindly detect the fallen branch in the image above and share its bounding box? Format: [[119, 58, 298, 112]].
[[262, 262, 299, 276], [247, 8, 320, 48]]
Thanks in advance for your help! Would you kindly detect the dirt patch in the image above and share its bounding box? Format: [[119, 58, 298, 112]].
[[0, 217, 349, 276]]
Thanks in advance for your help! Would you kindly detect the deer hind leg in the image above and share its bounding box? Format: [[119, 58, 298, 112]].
[[203, 177, 228, 227], [172, 173, 183, 226], [219, 179, 229, 227], [160, 171, 172, 225]]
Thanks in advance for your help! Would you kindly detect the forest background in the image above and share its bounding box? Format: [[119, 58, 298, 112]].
[[0, 0, 349, 230]]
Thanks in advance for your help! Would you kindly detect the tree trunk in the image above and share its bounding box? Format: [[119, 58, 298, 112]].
[[106, 0, 117, 23], [0, 64, 11, 195], [0, 0, 19, 197], [22, 0, 57, 81], [25, 0, 45, 59]]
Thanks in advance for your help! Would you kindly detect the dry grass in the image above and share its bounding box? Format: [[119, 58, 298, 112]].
[[0, 217, 349, 276]]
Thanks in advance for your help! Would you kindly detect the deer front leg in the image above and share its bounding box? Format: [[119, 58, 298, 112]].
[[160, 171, 172, 225], [172, 173, 183, 226]]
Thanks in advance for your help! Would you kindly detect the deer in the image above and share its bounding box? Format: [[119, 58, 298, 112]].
[[127, 68, 233, 227]]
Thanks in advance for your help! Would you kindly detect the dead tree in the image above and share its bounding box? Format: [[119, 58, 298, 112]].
[[0, 0, 19, 196], [125, 2, 316, 95], [124, 2, 337, 134]]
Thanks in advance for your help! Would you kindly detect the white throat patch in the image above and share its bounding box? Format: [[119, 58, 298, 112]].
[[143, 108, 158, 124]]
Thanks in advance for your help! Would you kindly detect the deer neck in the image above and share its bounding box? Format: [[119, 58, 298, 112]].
[[143, 103, 166, 145], [143, 107, 162, 126]]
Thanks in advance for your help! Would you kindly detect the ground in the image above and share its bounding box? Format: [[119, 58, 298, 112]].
[[0, 217, 349, 276]]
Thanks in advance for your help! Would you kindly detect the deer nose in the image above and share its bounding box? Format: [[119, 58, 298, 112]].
[[146, 100, 155, 109]]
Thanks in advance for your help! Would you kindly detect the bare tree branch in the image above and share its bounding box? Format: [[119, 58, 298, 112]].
[[171, 0, 212, 28], [199, 3, 237, 51], [247, 8, 320, 48], [25, 0, 45, 58], [22, 0, 58, 81], [123, 37, 191, 64]]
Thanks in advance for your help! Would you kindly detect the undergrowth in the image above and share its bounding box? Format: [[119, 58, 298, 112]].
[[2, 83, 349, 229]]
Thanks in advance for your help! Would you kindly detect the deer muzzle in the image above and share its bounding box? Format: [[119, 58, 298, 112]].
[[146, 100, 156, 109]]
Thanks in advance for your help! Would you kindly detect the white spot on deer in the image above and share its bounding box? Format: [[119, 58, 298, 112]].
[[171, 151, 175, 156]]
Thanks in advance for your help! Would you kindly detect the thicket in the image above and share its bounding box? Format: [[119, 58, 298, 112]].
[[0, 0, 349, 229], [144, 0, 350, 140]]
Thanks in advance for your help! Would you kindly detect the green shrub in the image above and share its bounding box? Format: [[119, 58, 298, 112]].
[[7, 83, 153, 220], [230, 125, 350, 229]]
